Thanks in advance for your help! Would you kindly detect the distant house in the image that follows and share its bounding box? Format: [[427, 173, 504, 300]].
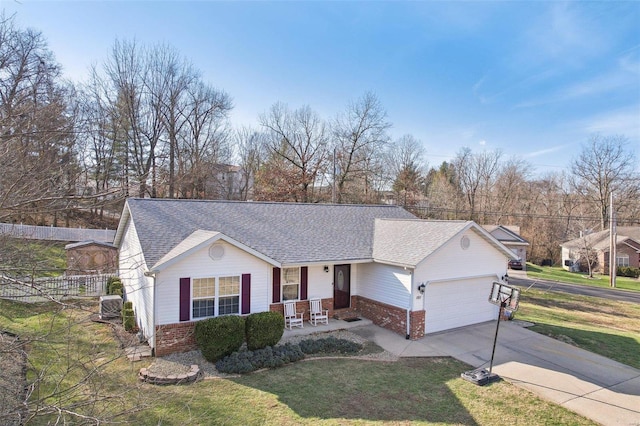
[[560, 227, 640, 273], [65, 240, 118, 275], [483, 225, 530, 265], [114, 198, 516, 356]]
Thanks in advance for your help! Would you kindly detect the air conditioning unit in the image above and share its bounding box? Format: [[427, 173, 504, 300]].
[[100, 295, 123, 320]]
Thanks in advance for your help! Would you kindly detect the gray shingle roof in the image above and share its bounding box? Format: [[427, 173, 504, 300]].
[[561, 227, 640, 250], [121, 198, 416, 268], [373, 219, 473, 267]]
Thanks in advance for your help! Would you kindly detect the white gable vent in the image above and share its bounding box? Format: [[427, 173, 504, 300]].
[[209, 243, 225, 260]]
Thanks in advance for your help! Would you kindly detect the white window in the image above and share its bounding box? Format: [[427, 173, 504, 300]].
[[192, 276, 240, 319], [282, 267, 300, 301], [218, 276, 240, 315], [616, 254, 630, 267]]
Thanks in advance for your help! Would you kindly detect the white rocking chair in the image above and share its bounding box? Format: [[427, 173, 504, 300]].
[[309, 298, 329, 326], [284, 300, 303, 329]]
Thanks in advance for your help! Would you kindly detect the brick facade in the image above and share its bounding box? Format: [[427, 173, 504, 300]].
[[270, 298, 334, 321], [155, 296, 426, 356], [154, 322, 198, 357], [355, 295, 425, 340]]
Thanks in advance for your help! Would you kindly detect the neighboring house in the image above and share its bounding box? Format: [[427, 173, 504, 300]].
[[561, 227, 640, 273], [65, 240, 118, 275], [114, 198, 516, 356], [483, 225, 530, 266]]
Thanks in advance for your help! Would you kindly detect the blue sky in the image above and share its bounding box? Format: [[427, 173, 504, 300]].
[[4, 1, 640, 175]]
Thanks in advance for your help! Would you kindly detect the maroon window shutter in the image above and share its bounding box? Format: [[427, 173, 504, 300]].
[[300, 266, 308, 300], [272, 267, 281, 303], [241, 274, 251, 314], [179, 277, 190, 322]]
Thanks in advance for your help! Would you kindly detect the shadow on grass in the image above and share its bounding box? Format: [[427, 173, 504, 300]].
[[528, 323, 640, 370], [521, 292, 630, 317], [232, 357, 479, 424]]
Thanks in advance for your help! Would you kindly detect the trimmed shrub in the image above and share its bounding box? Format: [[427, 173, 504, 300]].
[[108, 278, 123, 296], [215, 343, 305, 374], [122, 301, 135, 331], [245, 311, 285, 351], [194, 315, 245, 362], [298, 336, 362, 355], [617, 266, 640, 278]]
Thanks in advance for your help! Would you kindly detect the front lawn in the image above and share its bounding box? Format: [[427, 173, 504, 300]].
[[0, 298, 596, 425], [525, 263, 640, 292], [515, 288, 640, 369]]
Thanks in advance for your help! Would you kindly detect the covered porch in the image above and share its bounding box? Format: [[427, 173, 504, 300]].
[[281, 316, 373, 340]]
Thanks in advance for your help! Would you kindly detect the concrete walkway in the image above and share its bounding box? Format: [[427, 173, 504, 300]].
[[351, 321, 640, 426]]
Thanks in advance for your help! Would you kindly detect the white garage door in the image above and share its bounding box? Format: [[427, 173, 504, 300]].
[[424, 277, 498, 334]]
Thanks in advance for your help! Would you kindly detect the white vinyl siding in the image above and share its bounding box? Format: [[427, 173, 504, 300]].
[[306, 264, 334, 299], [358, 262, 411, 309], [117, 218, 154, 346], [412, 229, 505, 333], [155, 241, 270, 325], [413, 229, 506, 285]]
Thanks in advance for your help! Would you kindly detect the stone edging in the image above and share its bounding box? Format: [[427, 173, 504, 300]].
[[138, 364, 203, 385]]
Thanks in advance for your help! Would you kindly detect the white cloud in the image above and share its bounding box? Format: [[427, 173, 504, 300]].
[[520, 3, 608, 67], [523, 145, 567, 158], [580, 107, 640, 140], [479, 140, 487, 146]]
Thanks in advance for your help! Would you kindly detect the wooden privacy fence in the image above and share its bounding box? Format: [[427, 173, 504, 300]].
[[0, 274, 114, 303]]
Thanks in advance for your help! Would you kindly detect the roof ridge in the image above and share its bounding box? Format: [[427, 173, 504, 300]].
[[128, 198, 405, 208]]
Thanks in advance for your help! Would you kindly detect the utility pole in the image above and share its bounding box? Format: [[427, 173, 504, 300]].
[[332, 148, 336, 204], [609, 192, 617, 288]]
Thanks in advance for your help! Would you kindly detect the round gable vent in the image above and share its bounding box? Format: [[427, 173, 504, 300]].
[[209, 243, 225, 260], [460, 235, 470, 250]]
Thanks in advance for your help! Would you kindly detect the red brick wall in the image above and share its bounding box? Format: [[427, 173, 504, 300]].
[[154, 322, 197, 356], [409, 310, 425, 340], [269, 298, 334, 321], [355, 295, 425, 340]]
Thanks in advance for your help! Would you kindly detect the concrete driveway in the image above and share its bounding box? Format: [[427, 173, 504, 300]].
[[352, 321, 640, 426]]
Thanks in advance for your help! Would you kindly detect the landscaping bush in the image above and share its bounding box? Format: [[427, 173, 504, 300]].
[[107, 278, 123, 296], [122, 301, 135, 332], [194, 315, 245, 362], [298, 336, 362, 355], [617, 266, 640, 278], [215, 343, 305, 374], [245, 311, 284, 350]]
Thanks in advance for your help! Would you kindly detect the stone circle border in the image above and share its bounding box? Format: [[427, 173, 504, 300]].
[[138, 364, 203, 385]]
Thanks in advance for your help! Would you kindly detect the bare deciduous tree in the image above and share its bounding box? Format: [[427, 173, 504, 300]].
[[331, 92, 391, 203], [571, 134, 638, 230], [234, 126, 266, 201], [259, 103, 329, 202], [387, 134, 426, 206], [0, 15, 82, 224], [453, 147, 502, 222]]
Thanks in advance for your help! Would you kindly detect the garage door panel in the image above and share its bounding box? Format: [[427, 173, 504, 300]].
[[424, 278, 498, 334]]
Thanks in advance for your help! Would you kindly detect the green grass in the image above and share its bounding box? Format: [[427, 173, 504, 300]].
[[0, 239, 66, 277], [525, 263, 640, 292], [0, 299, 597, 425], [515, 288, 640, 369]]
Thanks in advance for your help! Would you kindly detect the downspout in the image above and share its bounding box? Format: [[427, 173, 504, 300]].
[[144, 271, 157, 356], [407, 269, 413, 340]]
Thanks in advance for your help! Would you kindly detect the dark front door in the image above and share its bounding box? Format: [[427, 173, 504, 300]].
[[333, 264, 351, 309]]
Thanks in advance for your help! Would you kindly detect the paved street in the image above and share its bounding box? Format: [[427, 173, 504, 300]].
[[507, 271, 640, 304]]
